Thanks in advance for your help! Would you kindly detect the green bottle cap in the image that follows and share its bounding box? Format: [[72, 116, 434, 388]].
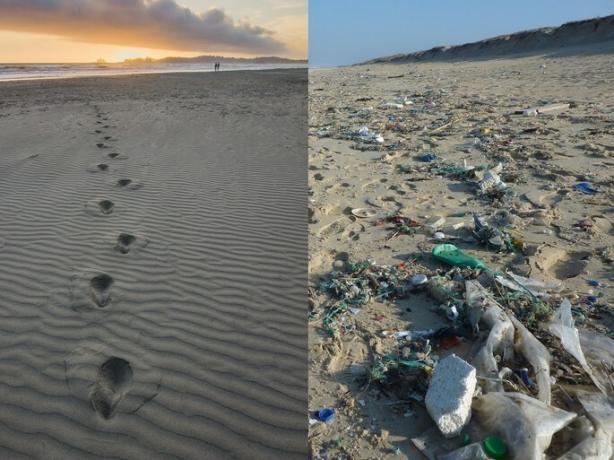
[[483, 436, 508, 459]]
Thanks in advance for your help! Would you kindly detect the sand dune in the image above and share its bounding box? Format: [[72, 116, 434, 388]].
[[0, 70, 307, 459], [365, 14, 614, 63]]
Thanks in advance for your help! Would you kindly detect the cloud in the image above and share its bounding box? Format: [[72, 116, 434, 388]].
[[0, 0, 287, 54]]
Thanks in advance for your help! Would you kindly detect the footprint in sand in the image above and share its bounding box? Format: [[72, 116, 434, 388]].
[[96, 143, 109, 149], [65, 342, 162, 420], [89, 273, 114, 307], [85, 199, 115, 217], [114, 179, 142, 190], [69, 269, 117, 311], [90, 357, 133, 419], [527, 245, 591, 279], [107, 152, 129, 160], [97, 200, 114, 214], [87, 163, 109, 173], [115, 233, 136, 254], [113, 232, 149, 255]]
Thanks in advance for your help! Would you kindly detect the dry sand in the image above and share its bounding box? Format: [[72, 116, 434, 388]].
[[0, 70, 307, 459], [308, 52, 613, 458]]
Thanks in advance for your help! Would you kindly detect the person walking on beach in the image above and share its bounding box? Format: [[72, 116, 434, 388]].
[[213, 62, 217, 72]]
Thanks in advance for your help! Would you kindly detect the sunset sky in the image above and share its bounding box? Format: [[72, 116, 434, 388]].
[[0, 0, 306, 63]]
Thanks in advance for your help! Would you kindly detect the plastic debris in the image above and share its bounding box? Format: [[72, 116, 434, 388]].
[[495, 271, 562, 299], [578, 331, 614, 395], [574, 182, 599, 195], [482, 436, 508, 459], [466, 280, 514, 392], [425, 354, 477, 438], [424, 215, 446, 233], [522, 103, 570, 116], [411, 274, 428, 286], [432, 244, 487, 270], [473, 392, 576, 460], [555, 392, 613, 459], [356, 126, 384, 144], [411, 426, 459, 460], [549, 299, 606, 395], [351, 208, 376, 218], [420, 153, 437, 162], [317, 407, 335, 423], [510, 315, 552, 405], [439, 442, 490, 460]]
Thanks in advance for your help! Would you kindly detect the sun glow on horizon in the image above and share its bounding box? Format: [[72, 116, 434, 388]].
[[0, 1, 307, 63]]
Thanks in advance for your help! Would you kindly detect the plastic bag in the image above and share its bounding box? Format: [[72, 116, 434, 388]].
[[432, 244, 487, 270], [473, 392, 576, 460], [439, 442, 490, 460], [549, 299, 606, 395], [496, 271, 562, 299], [557, 393, 614, 459], [466, 280, 514, 393], [510, 315, 552, 405], [578, 331, 614, 396]]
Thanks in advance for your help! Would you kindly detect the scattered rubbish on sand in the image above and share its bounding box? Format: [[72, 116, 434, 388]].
[[355, 126, 384, 144], [309, 58, 613, 459]]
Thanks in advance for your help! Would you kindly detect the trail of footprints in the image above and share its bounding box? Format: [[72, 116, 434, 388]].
[[70, 106, 152, 419]]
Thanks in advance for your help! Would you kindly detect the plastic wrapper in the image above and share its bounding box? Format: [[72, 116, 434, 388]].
[[578, 331, 614, 396], [557, 393, 614, 460], [549, 299, 607, 395], [510, 315, 552, 405], [438, 442, 489, 460], [473, 392, 576, 460], [466, 280, 514, 393], [496, 271, 562, 298]]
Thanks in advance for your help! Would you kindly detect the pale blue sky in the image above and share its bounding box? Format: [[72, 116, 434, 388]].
[[309, 0, 614, 67]]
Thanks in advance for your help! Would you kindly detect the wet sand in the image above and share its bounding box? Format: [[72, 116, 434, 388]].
[[0, 70, 307, 459]]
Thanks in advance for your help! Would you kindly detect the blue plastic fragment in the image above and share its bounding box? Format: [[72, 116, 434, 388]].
[[587, 279, 600, 287], [318, 408, 335, 423], [516, 368, 534, 387], [420, 153, 437, 162], [574, 182, 598, 194], [473, 214, 487, 232], [585, 295, 598, 305]]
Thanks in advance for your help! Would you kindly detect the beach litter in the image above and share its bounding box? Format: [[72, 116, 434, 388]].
[[350, 208, 376, 218], [355, 126, 384, 144], [420, 153, 437, 162], [574, 182, 599, 195], [432, 244, 488, 270], [317, 407, 335, 423], [521, 103, 570, 116], [425, 354, 476, 438]]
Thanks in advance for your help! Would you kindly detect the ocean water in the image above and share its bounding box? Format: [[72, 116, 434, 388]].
[[0, 61, 306, 82]]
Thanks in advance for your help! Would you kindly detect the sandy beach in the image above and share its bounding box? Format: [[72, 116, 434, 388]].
[[0, 69, 307, 459], [308, 52, 613, 459]]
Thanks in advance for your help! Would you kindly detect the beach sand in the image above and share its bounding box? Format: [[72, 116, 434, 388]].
[[0, 69, 307, 459], [308, 53, 613, 458]]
